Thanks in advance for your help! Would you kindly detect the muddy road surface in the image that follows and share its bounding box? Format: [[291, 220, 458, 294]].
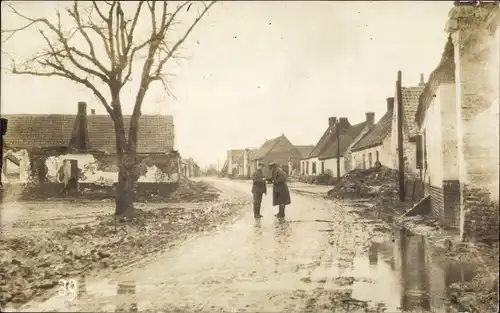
[[7, 178, 476, 313]]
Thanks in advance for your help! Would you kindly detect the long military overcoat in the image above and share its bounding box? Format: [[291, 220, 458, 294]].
[[271, 166, 291, 206]]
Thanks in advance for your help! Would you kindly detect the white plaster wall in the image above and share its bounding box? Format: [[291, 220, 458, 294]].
[[45, 154, 179, 186], [2, 149, 30, 183], [4, 159, 20, 174], [324, 156, 345, 177], [303, 157, 319, 175], [453, 21, 499, 201], [466, 99, 500, 201], [351, 137, 393, 170], [439, 83, 459, 181], [422, 92, 443, 188]]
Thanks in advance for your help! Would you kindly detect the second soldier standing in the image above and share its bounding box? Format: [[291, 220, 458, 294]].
[[251, 162, 267, 218]]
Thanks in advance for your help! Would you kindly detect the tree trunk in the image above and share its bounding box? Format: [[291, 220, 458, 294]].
[[112, 95, 137, 216], [115, 152, 136, 216]]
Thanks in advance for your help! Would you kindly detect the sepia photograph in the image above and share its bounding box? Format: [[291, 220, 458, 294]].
[[0, 0, 499, 312]]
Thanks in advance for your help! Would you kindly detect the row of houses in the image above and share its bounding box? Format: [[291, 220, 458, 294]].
[[311, 4, 498, 241], [301, 3, 499, 241], [1, 101, 200, 187], [223, 3, 499, 241]]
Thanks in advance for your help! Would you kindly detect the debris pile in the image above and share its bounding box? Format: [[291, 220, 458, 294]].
[[0, 196, 249, 309], [168, 178, 220, 202], [327, 166, 401, 199]]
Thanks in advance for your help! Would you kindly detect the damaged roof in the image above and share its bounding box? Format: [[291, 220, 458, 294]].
[[351, 111, 393, 152], [318, 122, 368, 160], [2, 114, 175, 153]]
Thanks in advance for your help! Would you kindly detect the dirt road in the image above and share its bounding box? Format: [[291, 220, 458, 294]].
[[7, 178, 478, 313]]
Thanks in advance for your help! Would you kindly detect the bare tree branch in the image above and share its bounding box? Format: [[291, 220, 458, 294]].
[[68, 1, 111, 76], [2, 0, 217, 153], [149, 1, 216, 87]]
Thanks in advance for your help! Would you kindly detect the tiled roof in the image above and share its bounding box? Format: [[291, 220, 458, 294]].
[[402, 86, 425, 139], [308, 125, 338, 158], [318, 122, 367, 160], [351, 111, 392, 152], [2, 115, 75, 149], [294, 145, 314, 158], [251, 135, 282, 160], [251, 134, 301, 167], [2, 114, 174, 153], [416, 36, 455, 126]]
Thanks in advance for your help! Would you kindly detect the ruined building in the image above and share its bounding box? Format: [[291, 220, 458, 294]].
[[1, 101, 180, 188]]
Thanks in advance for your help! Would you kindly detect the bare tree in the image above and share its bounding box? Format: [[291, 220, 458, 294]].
[[1, 0, 216, 216]]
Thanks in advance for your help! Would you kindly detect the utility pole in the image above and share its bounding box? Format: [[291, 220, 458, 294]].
[[336, 119, 341, 181], [396, 70, 406, 201]]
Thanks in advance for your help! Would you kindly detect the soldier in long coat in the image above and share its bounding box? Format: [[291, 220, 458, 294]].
[[251, 162, 267, 218], [269, 162, 291, 218]]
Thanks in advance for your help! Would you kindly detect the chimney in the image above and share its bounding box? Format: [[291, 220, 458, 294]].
[[90, 109, 96, 115], [71, 101, 90, 151], [78, 101, 87, 115], [419, 73, 425, 86], [386, 97, 395, 112], [365, 112, 375, 126], [328, 117, 337, 127], [338, 117, 350, 129]]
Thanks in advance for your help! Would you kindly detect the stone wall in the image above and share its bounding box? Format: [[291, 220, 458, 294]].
[[462, 186, 500, 242], [443, 180, 461, 228]]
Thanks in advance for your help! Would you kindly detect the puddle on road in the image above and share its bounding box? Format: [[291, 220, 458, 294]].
[[4, 194, 479, 313]]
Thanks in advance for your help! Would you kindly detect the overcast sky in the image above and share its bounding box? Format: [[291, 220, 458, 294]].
[[1, 1, 453, 168]]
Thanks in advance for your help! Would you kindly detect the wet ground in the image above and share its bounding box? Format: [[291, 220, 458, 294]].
[[4, 179, 477, 313]]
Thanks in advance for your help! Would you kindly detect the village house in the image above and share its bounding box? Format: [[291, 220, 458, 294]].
[[250, 134, 302, 176], [350, 98, 394, 169], [301, 117, 349, 176], [294, 145, 313, 176], [391, 75, 426, 176], [225, 149, 246, 178], [415, 3, 499, 241], [224, 147, 258, 178], [1, 101, 180, 187], [180, 158, 200, 178], [318, 113, 375, 177]]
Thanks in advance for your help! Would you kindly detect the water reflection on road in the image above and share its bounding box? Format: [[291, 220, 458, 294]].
[[6, 180, 477, 313]]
